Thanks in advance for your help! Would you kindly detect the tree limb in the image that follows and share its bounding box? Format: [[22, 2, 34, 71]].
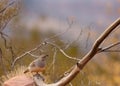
[[33, 18, 120, 86], [46, 41, 80, 61], [12, 42, 47, 68], [0, 1, 15, 13], [17, 18, 120, 86], [98, 41, 120, 53], [55, 18, 120, 86]]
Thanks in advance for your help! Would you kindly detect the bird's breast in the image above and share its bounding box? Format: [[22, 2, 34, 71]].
[[30, 67, 45, 72]]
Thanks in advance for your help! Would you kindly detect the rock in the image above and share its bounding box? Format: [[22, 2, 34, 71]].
[[3, 75, 35, 86]]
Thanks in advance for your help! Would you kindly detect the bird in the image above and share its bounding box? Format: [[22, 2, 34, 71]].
[[24, 54, 48, 74]]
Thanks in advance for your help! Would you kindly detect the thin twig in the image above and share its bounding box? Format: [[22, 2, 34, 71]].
[[52, 48, 57, 81], [98, 41, 120, 53], [28, 52, 40, 58], [0, 1, 15, 13], [0, 7, 18, 31], [0, 0, 19, 31], [0, 48, 7, 76], [33, 18, 120, 86], [64, 29, 83, 50], [12, 42, 47, 68], [85, 27, 91, 49], [102, 50, 120, 52], [46, 41, 81, 61], [44, 20, 73, 42], [47, 48, 57, 76], [55, 18, 120, 86], [0, 32, 16, 63], [0, 0, 19, 67]]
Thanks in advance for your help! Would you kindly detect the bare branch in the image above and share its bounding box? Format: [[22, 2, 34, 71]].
[[28, 52, 40, 58], [85, 27, 91, 49], [12, 17, 75, 68], [100, 49, 120, 52], [44, 20, 73, 42], [98, 41, 120, 53], [64, 29, 83, 50], [0, 0, 18, 31], [0, 1, 15, 13], [12, 42, 47, 68], [52, 48, 57, 81], [47, 47, 57, 75], [0, 0, 19, 68], [78, 18, 120, 67], [55, 18, 120, 86], [46, 41, 80, 61], [31, 18, 120, 86], [0, 32, 16, 66], [0, 48, 7, 75]]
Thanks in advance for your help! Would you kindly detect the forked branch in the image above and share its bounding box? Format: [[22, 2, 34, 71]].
[[98, 41, 120, 53], [12, 42, 47, 68], [34, 18, 120, 86], [46, 41, 80, 61]]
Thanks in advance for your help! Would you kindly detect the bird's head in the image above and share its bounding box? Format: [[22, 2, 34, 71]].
[[40, 54, 48, 61]]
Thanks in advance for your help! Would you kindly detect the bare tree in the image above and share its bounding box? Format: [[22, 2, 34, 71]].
[[12, 18, 120, 86], [2, 1, 120, 86], [54, 18, 120, 86], [0, 0, 19, 73]]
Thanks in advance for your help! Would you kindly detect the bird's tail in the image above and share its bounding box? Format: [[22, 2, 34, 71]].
[[24, 69, 29, 73]]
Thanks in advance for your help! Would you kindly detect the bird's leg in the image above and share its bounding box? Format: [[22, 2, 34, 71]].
[[39, 74, 45, 81], [33, 72, 45, 81], [39, 72, 45, 81]]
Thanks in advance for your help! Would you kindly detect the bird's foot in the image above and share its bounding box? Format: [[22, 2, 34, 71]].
[[33, 73, 45, 81]]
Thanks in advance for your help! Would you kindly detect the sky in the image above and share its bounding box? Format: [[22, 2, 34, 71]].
[[18, 0, 120, 48], [22, 0, 120, 30]]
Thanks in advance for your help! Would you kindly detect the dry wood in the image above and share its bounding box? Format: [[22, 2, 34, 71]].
[[33, 18, 120, 86]]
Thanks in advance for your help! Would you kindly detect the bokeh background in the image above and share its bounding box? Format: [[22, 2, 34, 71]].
[[22, 0, 120, 30], [0, 0, 120, 86]]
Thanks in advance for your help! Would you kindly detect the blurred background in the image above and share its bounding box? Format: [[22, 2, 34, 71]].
[[22, 0, 120, 30], [0, 0, 120, 86]]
